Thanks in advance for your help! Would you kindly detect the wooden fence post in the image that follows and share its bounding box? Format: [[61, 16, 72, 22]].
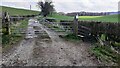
[[2, 12, 11, 35], [73, 14, 78, 36]]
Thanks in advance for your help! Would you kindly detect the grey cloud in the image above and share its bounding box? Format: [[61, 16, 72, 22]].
[[1, 0, 119, 13]]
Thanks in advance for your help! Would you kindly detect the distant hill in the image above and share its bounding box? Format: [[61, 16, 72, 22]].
[[0, 6, 40, 16], [66, 12, 109, 16], [66, 11, 120, 16], [108, 12, 120, 15]]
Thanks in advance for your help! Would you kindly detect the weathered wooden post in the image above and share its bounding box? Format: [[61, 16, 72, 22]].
[[2, 12, 11, 35], [73, 14, 78, 36]]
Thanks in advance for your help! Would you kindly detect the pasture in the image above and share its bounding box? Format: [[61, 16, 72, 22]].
[[48, 13, 119, 23], [1, 6, 39, 16], [47, 13, 73, 22], [79, 15, 119, 22]]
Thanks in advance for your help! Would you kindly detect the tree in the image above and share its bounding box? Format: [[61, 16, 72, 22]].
[[37, 0, 55, 17]]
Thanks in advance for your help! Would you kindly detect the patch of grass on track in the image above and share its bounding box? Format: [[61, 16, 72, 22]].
[[61, 34, 81, 41]]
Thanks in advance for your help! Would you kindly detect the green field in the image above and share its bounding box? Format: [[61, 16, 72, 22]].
[[0, 6, 40, 16], [79, 15, 119, 22], [0, 6, 119, 23], [47, 13, 73, 22], [79, 16, 103, 18], [49, 13, 119, 23]]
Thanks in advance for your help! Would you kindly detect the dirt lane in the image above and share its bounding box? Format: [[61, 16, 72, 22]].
[[2, 39, 35, 66], [31, 22, 98, 66], [2, 19, 36, 66], [2, 19, 98, 66]]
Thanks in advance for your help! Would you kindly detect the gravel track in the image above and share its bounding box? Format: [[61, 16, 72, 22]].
[[2, 19, 98, 66]]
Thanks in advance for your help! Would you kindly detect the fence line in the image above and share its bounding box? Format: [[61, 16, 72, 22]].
[[60, 20, 120, 42]]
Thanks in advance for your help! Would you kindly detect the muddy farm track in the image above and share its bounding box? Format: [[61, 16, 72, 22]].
[[2, 19, 99, 66]]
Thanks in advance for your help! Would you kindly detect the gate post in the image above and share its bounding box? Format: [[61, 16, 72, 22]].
[[73, 14, 78, 36], [3, 12, 10, 35]]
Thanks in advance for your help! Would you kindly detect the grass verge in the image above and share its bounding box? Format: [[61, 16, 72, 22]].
[[91, 43, 120, 65], [2, 19, 28, 51], [62, 34, 81, 41]]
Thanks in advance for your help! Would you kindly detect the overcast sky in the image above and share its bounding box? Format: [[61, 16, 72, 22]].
[[1, 0, 120, 13]]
